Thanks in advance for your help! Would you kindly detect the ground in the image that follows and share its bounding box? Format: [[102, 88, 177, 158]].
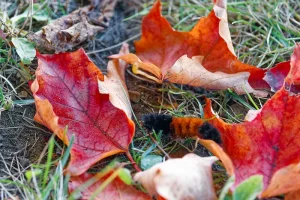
[[0, 0, 299, 199]]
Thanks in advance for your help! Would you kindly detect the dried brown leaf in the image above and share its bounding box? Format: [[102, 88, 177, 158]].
[[27, 0, 117, 53]]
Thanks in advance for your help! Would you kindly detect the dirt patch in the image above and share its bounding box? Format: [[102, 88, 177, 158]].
[[87, 1, 135, 70], [0, 105, 50, 185]]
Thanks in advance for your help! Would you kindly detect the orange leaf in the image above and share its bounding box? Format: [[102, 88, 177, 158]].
[[135, 0, 242, 75], [31, 48, 135, 176], [69, 172, 151, 200], [201, 44, 300, 197], [262, 163, 300, 197], [198, 139, 234, 176], [117, 0, 288, 95], [110, 53, 162, 82], [285, 189, 300, 200]]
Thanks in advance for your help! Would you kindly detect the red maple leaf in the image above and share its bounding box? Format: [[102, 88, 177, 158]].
[[264, 61, 291, 92], [31, 48, 135, 176], [200, 44, 300, 198]]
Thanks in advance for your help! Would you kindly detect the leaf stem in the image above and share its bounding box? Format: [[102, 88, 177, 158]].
[[125, 151, 142, 172]]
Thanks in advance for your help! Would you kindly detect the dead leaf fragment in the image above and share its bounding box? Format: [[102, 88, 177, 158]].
[[134, 153, 218, 200], [27, 0, 117, 53]]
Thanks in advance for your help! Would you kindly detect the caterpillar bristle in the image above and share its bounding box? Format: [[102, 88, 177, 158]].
[[198, 122, 222, 144], [142, 114, 172, 134], [171, 117, 203, 138]]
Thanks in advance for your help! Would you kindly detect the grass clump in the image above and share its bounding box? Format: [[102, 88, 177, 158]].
[[0, 135, 73, 200]]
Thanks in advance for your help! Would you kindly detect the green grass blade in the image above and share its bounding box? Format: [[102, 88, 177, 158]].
[[42, 136, 55, 188]]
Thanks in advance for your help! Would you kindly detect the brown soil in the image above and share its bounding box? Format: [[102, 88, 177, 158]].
[[0, 105, 50, 191]]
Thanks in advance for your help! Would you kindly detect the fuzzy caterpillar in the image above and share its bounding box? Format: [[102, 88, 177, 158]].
[[142, 114, 222, 144]]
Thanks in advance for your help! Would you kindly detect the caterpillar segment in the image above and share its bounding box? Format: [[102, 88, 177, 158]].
[[142, 114, 172, 134], [142, 114, 223, 144], [170, 117, 204, 138]]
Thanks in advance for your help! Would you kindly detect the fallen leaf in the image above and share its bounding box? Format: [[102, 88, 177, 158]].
[[27, 0, 117, 53], [69, 171, 151, 200], [31, 48, 135, 176], [99, 43, 132, 118], [199, 139, 234, 176], [165, 55, 267, 97], [264, 61, 291, 92], [116, 0, 288, 95], [11, 3, 50, 26], [11, 38, 36, 64], [134, 153, 218, 200], [285, 189, 300, 200], [134, 0, 241, 76], [110, 53, 162, 83], [233, 175, 263, 200], [200, 44, 300, 197], [262, 163, 300, 198]]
